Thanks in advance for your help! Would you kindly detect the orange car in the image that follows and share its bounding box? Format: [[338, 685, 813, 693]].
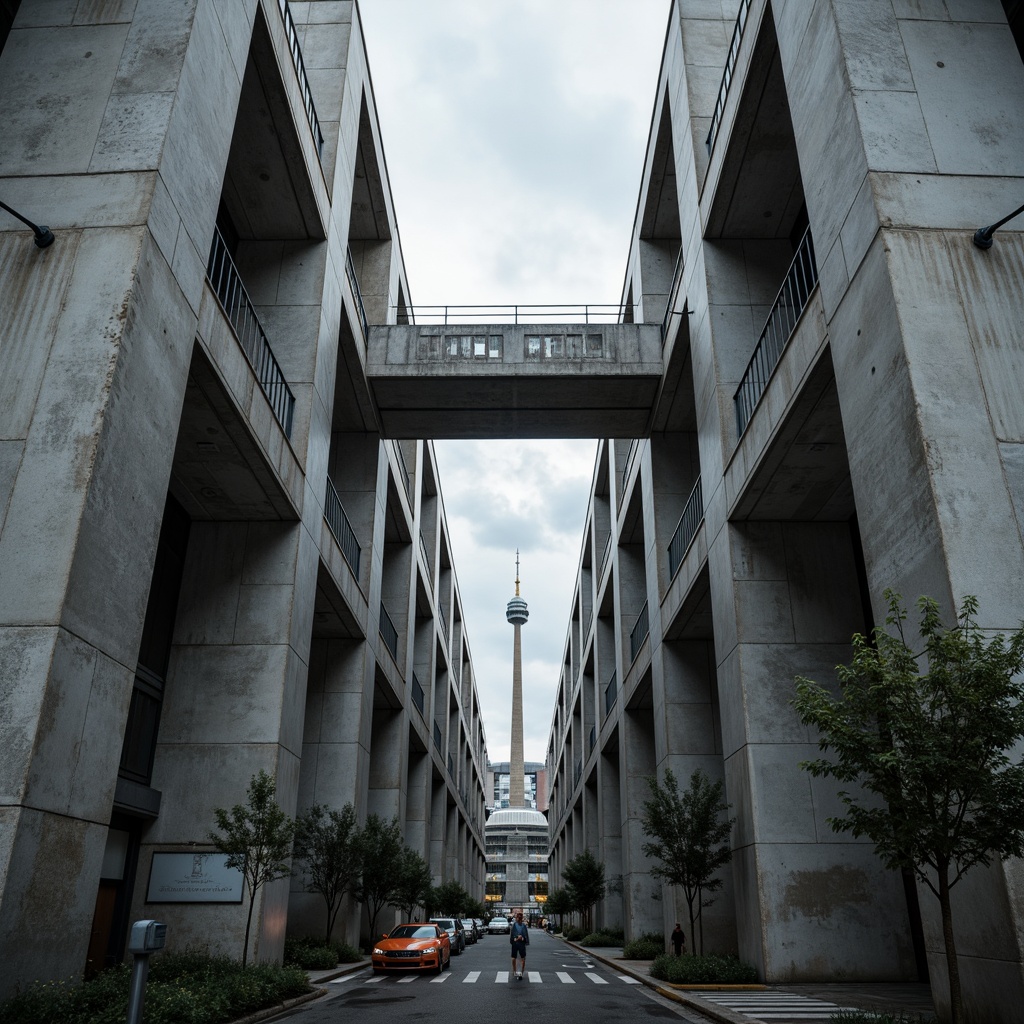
[[372, 922, 451, 974]]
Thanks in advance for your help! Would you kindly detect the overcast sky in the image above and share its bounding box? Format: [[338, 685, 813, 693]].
[[357, 0, 671, 768]]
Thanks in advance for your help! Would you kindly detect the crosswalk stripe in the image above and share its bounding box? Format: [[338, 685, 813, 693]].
[[397, 975, 417, 983], [556, 972, 575, 984], [464, 971, 480, 983], [365, 976, 384, 984], [528, 971, 541, 983], [496, 971, 509, 983], [619, 976, 640, 984], [430, 973, 449, 983], [584, 972, 608, 984]]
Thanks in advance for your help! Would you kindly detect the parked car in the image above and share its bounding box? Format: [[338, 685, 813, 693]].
[[460, 918, 477, 944], [372, 922, 451, 974], [488, 916, 510, 934], [430, 916, 466, 954]]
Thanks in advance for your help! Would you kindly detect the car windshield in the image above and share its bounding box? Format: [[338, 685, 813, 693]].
[[389, 925, 437, 939], [432, 918, 454, 929]]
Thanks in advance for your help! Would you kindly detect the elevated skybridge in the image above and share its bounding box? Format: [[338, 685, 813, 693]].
[[365, 305, 670, 439]]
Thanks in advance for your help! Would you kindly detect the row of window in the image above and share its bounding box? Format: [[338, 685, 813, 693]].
[[416, 334, 608, 361]]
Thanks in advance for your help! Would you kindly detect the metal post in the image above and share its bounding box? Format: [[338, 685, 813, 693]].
[[125, 954, 150, 1024]]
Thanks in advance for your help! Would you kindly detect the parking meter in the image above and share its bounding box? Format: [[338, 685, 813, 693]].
[[126, 920, 166, 1024]]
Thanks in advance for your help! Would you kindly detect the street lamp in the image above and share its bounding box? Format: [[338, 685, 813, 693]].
[[973, 200, 1024, 250], [0, 200, 55, 248]]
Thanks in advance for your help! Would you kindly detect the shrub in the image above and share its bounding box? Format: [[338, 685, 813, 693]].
[[565, 926, 588, 942], [284, 938, 338, 970], [581, 932, 620, 947], [598, 927, 625, 943], [623, 933, 664, 959], [332, 941, 363, 963], [650, 952, 758, 984], [0, 949, 311, 1024]]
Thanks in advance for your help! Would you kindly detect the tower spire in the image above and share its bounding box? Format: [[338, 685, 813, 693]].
[[506, 550, 529, 808]]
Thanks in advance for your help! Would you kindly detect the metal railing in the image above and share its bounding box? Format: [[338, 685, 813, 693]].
[[394, 303, 632, 325], [588, 725, 596, 755], [345, 246, 369, 338], [604, 672, 617, 716], [433, 721, 442, 751], [394, 442, 412, 501], [206, 227, 295, 437], [630, 602, 650, 663], [412, 673, 425, 716], [706, 0, 752, 157], [621, 439, 639, 492], [448, 753, 455, 777], [668, 477, 704, 580], [276, 0, 324, 158], [573, 759, 582, 788], [599, 533, 612, 579], [661, 246, 687, 343], [734, 227, 818, 435], [439, 601, 449, 640], [419, 532, 430, 574], [324, 478, 360, 575], [379, 601, 398, 660]]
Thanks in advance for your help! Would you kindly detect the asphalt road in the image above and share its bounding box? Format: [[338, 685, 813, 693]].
[[278, 929, 704, 1024]]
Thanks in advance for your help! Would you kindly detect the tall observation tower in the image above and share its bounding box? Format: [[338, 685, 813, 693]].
[[505, 551, 529, 807]]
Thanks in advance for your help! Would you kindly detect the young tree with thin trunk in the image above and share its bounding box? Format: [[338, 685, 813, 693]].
[[393, 846, 433, 920], [545, 886, 573, 932], [641, 768, 734, 954], [562, 850, 605, 933], [354, 814, 405, 940], [429, 878, 471, 917], [794, 591, 1024, 1024], [293, 802, 361, 943], [208, 770, 295, 967]]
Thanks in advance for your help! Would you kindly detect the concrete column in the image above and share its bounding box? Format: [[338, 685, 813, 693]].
[[598, 748, 623, 930]]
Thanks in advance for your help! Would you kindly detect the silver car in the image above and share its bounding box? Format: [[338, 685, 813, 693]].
[[488, 916, 510, 934]]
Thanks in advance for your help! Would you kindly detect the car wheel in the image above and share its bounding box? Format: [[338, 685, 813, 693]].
[[435, 953, 444, 975]]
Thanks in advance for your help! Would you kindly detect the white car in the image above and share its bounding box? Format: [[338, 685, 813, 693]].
[[488, 917, 510, 934]]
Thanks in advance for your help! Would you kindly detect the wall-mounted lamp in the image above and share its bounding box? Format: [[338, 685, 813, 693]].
[[0, 200, 55, 248], [973, 200, 1024, 250]]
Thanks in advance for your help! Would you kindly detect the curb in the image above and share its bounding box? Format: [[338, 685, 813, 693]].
[[563, 940, 754, 1024], [307, 958, 372, 985], [229, 987, 326, 1024]]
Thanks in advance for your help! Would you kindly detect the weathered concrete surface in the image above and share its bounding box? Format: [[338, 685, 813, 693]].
[[366, 323, 665, 438]]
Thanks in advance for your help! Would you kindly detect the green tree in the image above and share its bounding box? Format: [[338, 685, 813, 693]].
[[793, 592, 1024, 1024], [354, 814, 405, 940], [393, 846, 433, 920], [208, 770, 295, 966], [429, 878, 471, 917], [562, 850, 605, 933], [641, 768, 734, 954], [293, 802, 361, 943], [545, 886, 574, 932]]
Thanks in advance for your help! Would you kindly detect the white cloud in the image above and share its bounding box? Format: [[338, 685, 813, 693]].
[[358, 0, 670, 768]]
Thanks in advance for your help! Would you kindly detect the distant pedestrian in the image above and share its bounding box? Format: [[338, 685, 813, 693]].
[[671, 923, 685, 957], [510, 911, 530, 979]]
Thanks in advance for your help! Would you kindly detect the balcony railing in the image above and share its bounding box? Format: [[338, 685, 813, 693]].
[[324, 477, 360, 575], [206, 227, 295, 437], [630, 602, 650, 663], [412, 673, 425, 716], [599, 532, 612, 579], [588, 724, 596, 754], [734, 226, 818, 435], [419, 532, 430, 574], [379, 601, 398, 661], [706, 0, 753, 157], [439, 601, 449, 641], [621, 439, 639, 492], [573, 759, 582, 789], [604, 672, 617, 716], [661, 246, 686, 343], [276, 0, 324, 158], [668, 477, 704, 580], [447, 753, 455, 777], [345, 246, 369, 338], [394, 442, 412, 501], [433, 721, 442, 751]]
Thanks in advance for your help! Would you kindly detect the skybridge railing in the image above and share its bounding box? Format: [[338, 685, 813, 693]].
[[706, 0, 753, 157], [668, 477, 704, 580], [390, 303, 634, 325]]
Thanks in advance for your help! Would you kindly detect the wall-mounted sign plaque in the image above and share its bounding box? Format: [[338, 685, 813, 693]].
[[146, 852, 244, 904]]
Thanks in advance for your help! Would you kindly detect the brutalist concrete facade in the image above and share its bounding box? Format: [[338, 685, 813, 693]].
[[545, 3, 1024, 1023], [0, 0, 488, 995]]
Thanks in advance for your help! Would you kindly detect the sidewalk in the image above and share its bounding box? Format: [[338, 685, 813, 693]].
[[568, 941, 935, 1024]]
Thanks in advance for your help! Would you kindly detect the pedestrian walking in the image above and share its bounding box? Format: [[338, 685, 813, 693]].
[[671, 923, 685, 957], [510, 911, 530, 979]]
